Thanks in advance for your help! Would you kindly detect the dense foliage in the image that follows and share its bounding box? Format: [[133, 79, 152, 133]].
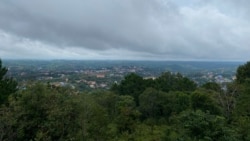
[[0, 60, 250, 140], [0, 59, 17, 104]]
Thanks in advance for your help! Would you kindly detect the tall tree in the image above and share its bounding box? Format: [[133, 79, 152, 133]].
[[139, 88, 166, 119], [236, 61, 250, 84], [191, 89, 222, 115], [232, 61, 250, 140], [165, 110, 238, 141], [111, 73, 146, 105], [155, 72, 197, 92], [0, 59, 17, 104]]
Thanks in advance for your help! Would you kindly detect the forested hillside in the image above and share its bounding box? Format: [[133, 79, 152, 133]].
[[1, 60, 250, 141]]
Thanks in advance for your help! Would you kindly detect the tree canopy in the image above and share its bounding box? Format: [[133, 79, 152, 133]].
[[0, 59, 17, 104], [236, 61, 250, 84], [1, 59, 250, 140]]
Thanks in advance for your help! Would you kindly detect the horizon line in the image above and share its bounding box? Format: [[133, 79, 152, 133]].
[[1, 58, 246, 63]]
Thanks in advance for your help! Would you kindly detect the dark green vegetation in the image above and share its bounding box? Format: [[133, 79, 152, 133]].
[[0, 59, 17, 104], [0, 60, 250, 141]]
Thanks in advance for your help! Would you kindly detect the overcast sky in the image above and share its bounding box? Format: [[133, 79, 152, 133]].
[[0, 0, 250, 61]]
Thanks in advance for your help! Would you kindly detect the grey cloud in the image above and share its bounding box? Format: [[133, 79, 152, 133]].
[[0, 0, 180, 50], [0, 0, 250, 60]]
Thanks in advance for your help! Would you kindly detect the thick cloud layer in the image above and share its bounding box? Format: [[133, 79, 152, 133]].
[[0, 0, 250, 60]]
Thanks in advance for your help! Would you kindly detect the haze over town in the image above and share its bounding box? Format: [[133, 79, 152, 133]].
[[1, 0, 250, 61]]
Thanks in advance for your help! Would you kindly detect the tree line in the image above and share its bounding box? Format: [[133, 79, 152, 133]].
[[0, 59, 250, 141]]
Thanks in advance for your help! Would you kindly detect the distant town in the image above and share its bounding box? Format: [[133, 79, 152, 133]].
[[4, 60, 242, 91]]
